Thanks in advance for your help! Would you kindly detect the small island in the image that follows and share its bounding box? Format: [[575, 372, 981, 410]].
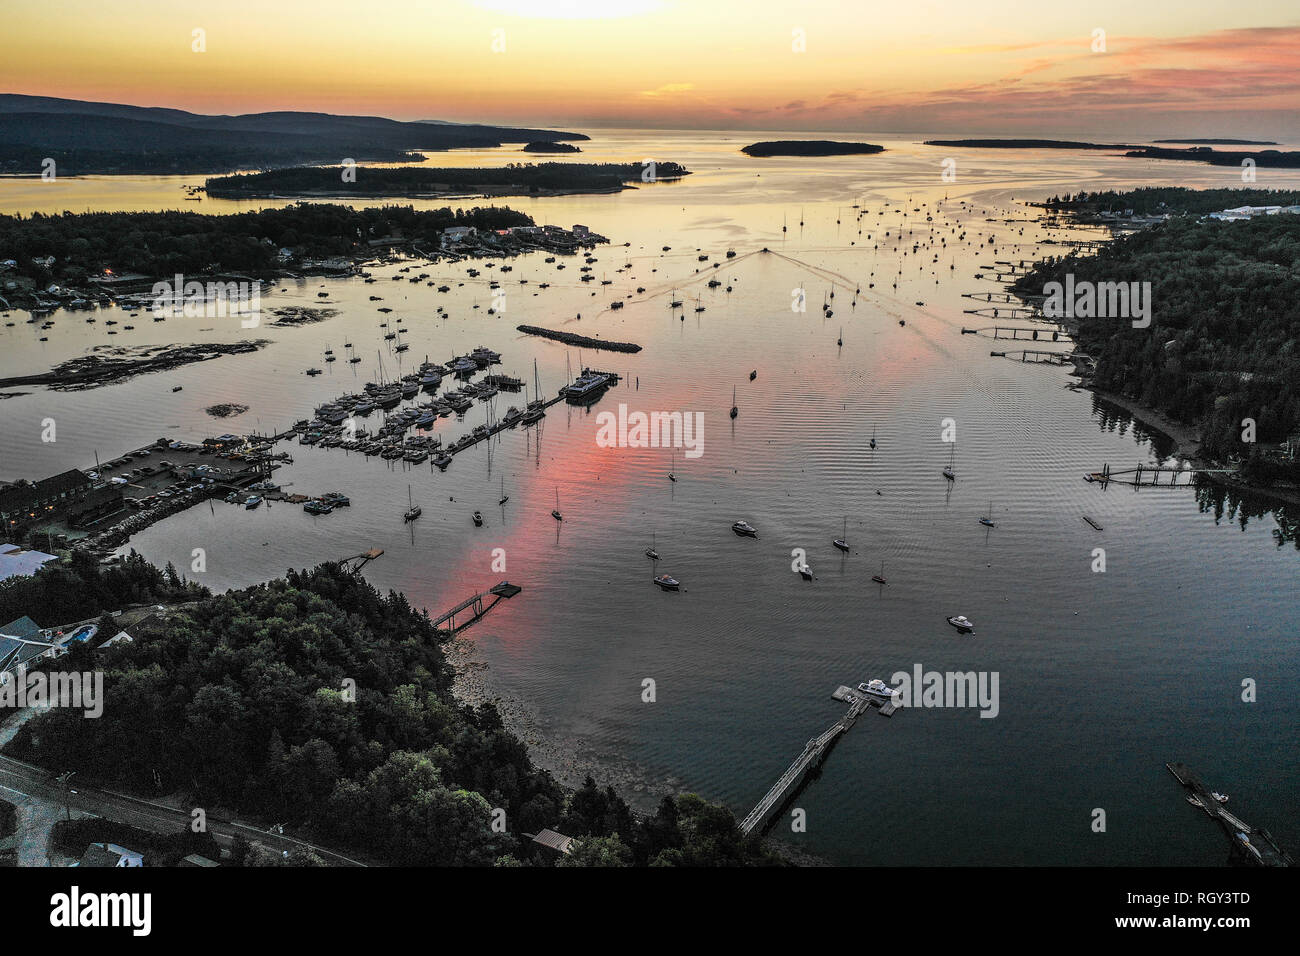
[[741, 140, 884, 157], [523, 141, 581, 153], [204, 162, 689, 199], [924, 138, 1132, 150], [1153, 138, 1278, 146]]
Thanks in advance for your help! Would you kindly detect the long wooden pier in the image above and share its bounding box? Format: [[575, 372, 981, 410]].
[[962, 325, 1070, 341], [1166, 762, 1292, 866], [738, 685, 896, 837], [1086, 463, 1236, 488], [431, 581, 522, 636]]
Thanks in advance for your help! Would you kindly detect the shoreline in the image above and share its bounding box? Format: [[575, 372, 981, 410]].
[[1078, 379, 1300, 507], [443, 631, 826, 864]]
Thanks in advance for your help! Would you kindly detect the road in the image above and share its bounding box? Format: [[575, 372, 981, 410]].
[[0, 753, 368, 867]]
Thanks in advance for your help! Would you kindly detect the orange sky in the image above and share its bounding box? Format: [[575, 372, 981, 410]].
[[3, 1, 1298, 137]]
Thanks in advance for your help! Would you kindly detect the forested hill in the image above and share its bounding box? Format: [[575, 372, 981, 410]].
[[1014, 215, 1300, 469], [6, 560, 781, 867], [0, 95, 588, 175]]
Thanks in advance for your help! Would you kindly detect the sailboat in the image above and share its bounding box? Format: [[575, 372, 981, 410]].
[[979, 500, 995, 527], [870, 425, 877, 450], [551, 487, 562, 521], [943, 444, 956, 481], [833, 517, 850, 553], [645, 532, 660, 561], [837, 327, 842, 347], [403, 485, 421, 522], [729, 385, 738, 419], [499, 475, 509, 506], [472, 511, 483, 526], [668, 447, 676, 482], [872, 561, 887, 584]]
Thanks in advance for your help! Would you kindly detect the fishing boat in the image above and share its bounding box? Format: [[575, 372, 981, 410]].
[[872, 561, 887, 584], [645, 532, 660, 561], [732, 519, 757, 537], [947, 615, 974, 633], [472, 511, 483, 526], [729, 385, 738, 419], [551, 487, 562, 521], [943, 444, 956, 481], [653, 573, 680, 591], [403, 485, 421, 522], [833, 517, 850, 553]]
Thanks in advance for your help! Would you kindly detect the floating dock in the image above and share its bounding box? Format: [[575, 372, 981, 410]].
[[1166, 762, 1292, 866], [738, 684, 896, 837], [431, 581, 522, 636]]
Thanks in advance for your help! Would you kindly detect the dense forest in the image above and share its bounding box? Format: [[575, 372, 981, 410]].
[[1042, 187, 1300, 216], [7, 562, 780, 866], [1014, 214, 1300, 474], [0, 549, 206, 626], [0, 204, 533, 284], [204, 162, 690, 198]]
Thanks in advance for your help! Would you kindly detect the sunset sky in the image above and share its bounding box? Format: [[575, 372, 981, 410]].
[[4, 0, 1298, 137]]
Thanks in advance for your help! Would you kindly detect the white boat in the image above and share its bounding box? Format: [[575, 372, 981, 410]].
[[653, 573, 680, 591], [856, 679, 895, 701], [732, 519, 757, 537], [645, 532, 660, 560], [943, 444, 956, 481], [947, 615, 974, 633]]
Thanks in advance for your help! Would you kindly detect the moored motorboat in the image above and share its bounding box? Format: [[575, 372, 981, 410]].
[[856, 678, 895, 701], [653, 573, 680, 591], [947, 615, 974, 633], [731, 519, 757, 537]]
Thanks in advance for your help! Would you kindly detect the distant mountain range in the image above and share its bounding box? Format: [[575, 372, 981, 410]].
[[0, 95, 588, 175]]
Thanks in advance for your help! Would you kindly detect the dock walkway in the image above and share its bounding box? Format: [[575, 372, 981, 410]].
[[738, 685, 896, 837]]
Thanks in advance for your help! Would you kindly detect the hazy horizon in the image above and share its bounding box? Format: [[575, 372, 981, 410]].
[[3, 0, 1297, 141]]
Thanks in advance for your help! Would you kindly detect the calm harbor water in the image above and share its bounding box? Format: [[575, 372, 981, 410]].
[[3, 131, 1297, 865]]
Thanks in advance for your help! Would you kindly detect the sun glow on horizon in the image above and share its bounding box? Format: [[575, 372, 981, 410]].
[[1, 0, 1297, 139]]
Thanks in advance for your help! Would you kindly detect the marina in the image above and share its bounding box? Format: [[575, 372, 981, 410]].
[[3, 127, 1297, 870]]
